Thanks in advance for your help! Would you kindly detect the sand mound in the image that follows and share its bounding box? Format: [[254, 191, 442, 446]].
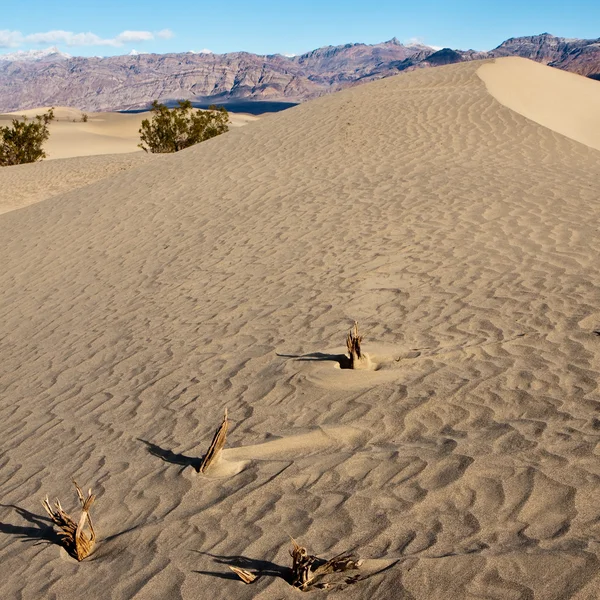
[[478, 56, 600, 151], [0, 153, 155, 214], [1, 59, 599, 599]]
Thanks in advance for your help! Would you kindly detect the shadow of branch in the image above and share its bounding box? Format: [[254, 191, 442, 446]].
[[276, 352, 350, 367], [0, 504, 61, 547], [192, 549, 291, 582], [138, 439, 203, 472]]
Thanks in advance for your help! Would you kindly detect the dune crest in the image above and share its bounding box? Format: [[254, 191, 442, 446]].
[[477, 57, 600, 151]]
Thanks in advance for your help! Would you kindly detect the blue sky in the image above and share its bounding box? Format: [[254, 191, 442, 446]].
[[2, 0, 599, 57]]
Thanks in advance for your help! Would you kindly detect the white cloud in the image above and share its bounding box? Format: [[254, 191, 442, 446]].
[[189, 49, 213, 54], [115, 30, 154, 44], [0, 30, 24, 48], [1, 28, 175, 49], [26, 31, 107, 46]]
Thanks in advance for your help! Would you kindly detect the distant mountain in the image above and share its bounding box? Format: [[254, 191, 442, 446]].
[[0, 46, 71, 62], [489, 33, 600, 79], [0, 34, 598, 112]]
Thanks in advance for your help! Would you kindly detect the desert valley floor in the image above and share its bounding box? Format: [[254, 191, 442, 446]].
[[0, 57, 600, 599]]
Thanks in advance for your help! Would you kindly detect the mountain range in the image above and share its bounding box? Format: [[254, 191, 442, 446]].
[[0, 33, 598, 112]]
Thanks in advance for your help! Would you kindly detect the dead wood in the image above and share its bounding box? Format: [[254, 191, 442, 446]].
[[229, 566, 260, 584], [42, 480, 96, 561], [199, 408, 229, 473], [346, 321, 370, 369], [290, 538, 362, 591]]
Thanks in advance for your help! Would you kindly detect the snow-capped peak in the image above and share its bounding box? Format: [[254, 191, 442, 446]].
[[0, 46, 71, 62]]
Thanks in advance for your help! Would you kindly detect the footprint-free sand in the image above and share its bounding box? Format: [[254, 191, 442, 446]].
[[0, 57, 599, 599]]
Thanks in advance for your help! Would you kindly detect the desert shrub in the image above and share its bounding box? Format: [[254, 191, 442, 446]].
[[0, 108, 54, 166], [81, 113, 88, 123], [138, 100, 229, 153]]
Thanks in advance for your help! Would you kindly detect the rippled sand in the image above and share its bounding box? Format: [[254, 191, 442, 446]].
[[0, 58, 599, 599]]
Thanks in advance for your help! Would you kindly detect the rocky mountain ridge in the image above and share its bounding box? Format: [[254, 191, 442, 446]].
[[0, 33, 598, 112]]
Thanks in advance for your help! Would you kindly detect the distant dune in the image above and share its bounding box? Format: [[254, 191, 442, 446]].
[[0, 107, 258, 213], [0, 58, 599, 599], [0, 106, 259, 160]]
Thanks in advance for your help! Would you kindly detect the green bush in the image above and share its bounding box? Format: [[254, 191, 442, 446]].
[[0, 108, 54, 166], [138, 100, 229, 153]]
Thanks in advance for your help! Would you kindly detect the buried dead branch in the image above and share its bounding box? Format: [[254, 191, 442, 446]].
[[229, 565, 260, 584], [42, 481, 96, 561], [346, 321, 370, 370], [230, 538, 362, 591], [290, 538, 362, 591], [198, 408, 229, 474]]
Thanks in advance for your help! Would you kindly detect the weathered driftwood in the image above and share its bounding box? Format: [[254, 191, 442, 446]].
[[228, 566, 260, 584], [290, 539, 362, 591], [229, 538, 362, 590], [346, 321, 370, 370], [199, 408, 229, 473], [42, 481, 96, 561]]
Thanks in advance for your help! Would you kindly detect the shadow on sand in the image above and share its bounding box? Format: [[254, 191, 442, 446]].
[[138, 439, 203, 472], [276, 352, 351, 368], [192, 549, 291, 582], [0, 504, 61, 547]]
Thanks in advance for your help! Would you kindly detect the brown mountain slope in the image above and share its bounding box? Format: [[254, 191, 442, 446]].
[[1, 34, 599, 112]]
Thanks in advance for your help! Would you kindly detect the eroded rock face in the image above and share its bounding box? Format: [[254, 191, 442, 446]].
[[0, 34, 598, 112], [0, 40, 435, 112], [489, 33, 600, 78]]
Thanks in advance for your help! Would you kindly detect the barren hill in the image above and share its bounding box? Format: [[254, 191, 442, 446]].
[[0, 58, 599, 599]]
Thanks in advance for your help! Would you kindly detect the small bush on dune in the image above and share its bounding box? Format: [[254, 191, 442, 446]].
[[138, 100, 229, 153], [0, 108, 54, 166]]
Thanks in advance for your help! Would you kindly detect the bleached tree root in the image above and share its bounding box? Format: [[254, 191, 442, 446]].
[[42, 481, 96, 561], [346, 322, 371, 370], [290, 538, 362, 590], [230, 538, 362, 591], [199, 408, 229, 474]]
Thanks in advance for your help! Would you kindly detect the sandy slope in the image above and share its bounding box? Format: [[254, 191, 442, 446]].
[[0, 107, 259, 160], [0, 57, 599, 599], [478, 57, 600, 152], [0, 153, 155, 214]]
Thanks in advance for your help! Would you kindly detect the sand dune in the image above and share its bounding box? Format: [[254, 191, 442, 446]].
[[0, 106, 259, 160], [478, 57, 600, 151], [0, 153, 155, 214], [0, 58, 599, 599]]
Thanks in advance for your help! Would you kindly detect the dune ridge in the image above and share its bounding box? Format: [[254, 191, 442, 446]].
[[0, 58, 599, 598], [478, 57, 600, 151]]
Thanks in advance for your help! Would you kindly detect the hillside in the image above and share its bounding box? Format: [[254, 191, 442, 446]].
[[0, 58, 599, 599], [1, 34, 599, 112]]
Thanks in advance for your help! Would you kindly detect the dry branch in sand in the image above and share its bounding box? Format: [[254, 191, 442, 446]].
[[290, 538, 362, 591], [42, 481, 96, 561], [199, 408, 229, 474], [346, 321, 370, 369], [229, 566, 259, 583], [230, 538, 362, 591]]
